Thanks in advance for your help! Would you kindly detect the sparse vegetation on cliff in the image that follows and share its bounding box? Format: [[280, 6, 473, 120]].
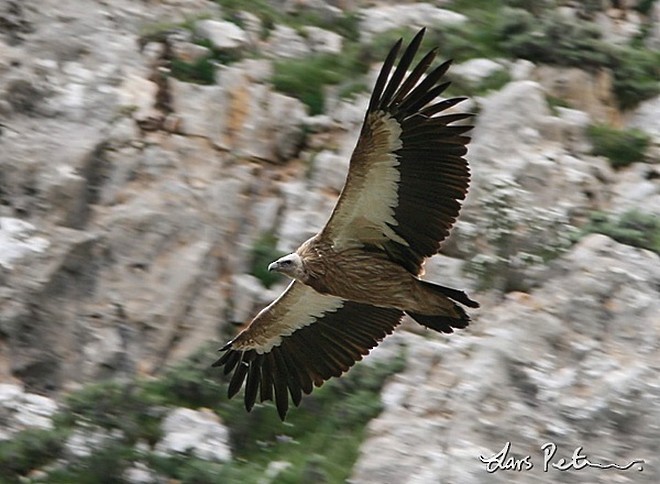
[[250, 231, 286, 288], [587, 124, 650, 168], [579, 210, 660, 255], [0, 345, 404, 482], [272, 51, 365, 115]]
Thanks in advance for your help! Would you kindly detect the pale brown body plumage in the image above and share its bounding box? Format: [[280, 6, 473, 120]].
[[214, 28, 479, 420], [295, 237, 460, 317]]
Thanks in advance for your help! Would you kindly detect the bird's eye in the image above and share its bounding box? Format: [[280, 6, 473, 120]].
[[281, 260, 292, 266]]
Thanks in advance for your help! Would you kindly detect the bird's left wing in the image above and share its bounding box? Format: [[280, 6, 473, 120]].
[[320, 28, 473, 274], [213, 281, 403, 420]]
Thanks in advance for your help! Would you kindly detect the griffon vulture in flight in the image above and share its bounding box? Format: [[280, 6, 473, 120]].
[[214, 28, 478, 420]]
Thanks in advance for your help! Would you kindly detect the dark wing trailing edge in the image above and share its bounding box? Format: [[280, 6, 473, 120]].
[[213, 282, 403, 420], [321, 28, 473, 274]]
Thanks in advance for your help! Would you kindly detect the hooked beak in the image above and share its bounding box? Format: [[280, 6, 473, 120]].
[[268, 261, 278, 272]]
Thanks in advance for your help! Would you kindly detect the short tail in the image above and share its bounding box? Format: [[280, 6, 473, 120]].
[[406, 280, 478, 334], [406, 309, 469, 333], [427, 281, 479, 308]]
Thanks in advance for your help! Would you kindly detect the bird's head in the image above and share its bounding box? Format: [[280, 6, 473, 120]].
[[268, 253, 305, 280]]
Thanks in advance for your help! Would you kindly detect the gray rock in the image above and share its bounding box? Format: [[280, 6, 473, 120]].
[[65, 425, 124, 458], [469, 81, 552, 172], [170, 37, 212, 64], [627, 94, 660, 138], [155, 407, 231, 462], [124, 462, 158, 484], [264, 25, 311, 59], [451, 58, 506, 86], [12, 391, 58, 429], [531, 65, 618, 124], [594, 9, 643, 46], [0, 383, 22, 405], [324, 107, 367, 163], [302, 26, 343, 55], [554, 106, 593, 154], [362, 330, 408, 369], [647, 1, 660, 50], [453, 80, 614, 289], [302, 113, 334, 133], [0, 218, 50, 270], [117, 74, 159, 128], [235, 11, 263, 47], [260, 460, 293, 484], [194, 19, 249, 51], [267, 91, 308, 160], [81, 325, 125, 378], [0, 1, 32, 45], [230, 273, 268, 324], [170, 60, 306, 162], [282, 0, 346, 16], [0, 384, 58, 440], [609, 163, 660, 216], [276, 181, 334, 252], [310, 150, 348, 193], [359, 4, 467, 41], [41, 163, 90, 229], [509, 59, 535, 81], [168, 79, 224, 140]]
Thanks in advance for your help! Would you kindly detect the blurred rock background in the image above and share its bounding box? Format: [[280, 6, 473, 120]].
[[0, 0, 658, 482]]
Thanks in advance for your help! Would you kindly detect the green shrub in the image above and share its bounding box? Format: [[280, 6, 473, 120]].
[[545, 94, 572, 114], [502, 0, 554, 15], [272, 55, 330, 115], [489, 8, 660, 108], [296, 10, 361, 42], [170, 56, 217, 84], [579, 211, 660, 254], [168, 37, 245, 84], [496, 9, 610, 67], [2, 339, 405, 482], [0, 428, 67, 479], [143, 344, 405, 483], [216, 348, 406, 483], [608, 45, 660, 110], [215, 0, 360, 40], [216, 0, 280, 30], [61, 381, 164, 446], [338, 81, 369, 100], [424, 19, 504, 62], [271, 49, 366, 115], [586, 124, 649, 168], [142, 345, 226, 409], [249, 231, 286, 288], [634, 0, 657, 15], [45, 442, 137, 484]]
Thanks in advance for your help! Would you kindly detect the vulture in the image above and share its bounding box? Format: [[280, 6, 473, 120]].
[[213, 28, 479, 420]]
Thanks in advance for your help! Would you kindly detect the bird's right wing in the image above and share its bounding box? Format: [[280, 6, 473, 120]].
[[213, 281, 403, 420]]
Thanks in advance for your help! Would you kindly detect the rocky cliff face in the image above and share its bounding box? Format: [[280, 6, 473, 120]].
[[351, 234, 659, 483], [1, 0, 659, 482], [0, 0, 307, 390]]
